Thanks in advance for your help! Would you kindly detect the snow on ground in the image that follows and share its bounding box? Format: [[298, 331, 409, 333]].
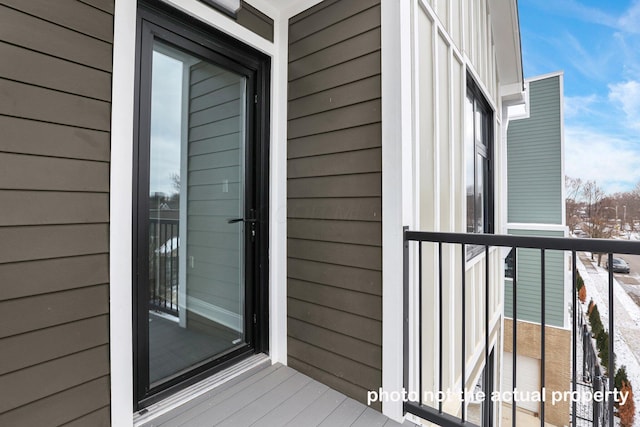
[[577, 253, 640, 425]]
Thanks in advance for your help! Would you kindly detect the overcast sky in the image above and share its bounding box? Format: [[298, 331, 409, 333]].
[[520, 0, 640, 194], [149, 49, 182, 197]]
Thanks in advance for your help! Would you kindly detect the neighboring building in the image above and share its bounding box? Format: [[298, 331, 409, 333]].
[[0, 1, 526, 426], [503, 72, 569, 426]]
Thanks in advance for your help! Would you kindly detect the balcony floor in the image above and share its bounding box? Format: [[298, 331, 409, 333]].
[[138, 359, 411, 427]]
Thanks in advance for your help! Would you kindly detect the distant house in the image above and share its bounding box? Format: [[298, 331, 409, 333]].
[[0, 1, 530, 426], [502, 72, 569, 426]]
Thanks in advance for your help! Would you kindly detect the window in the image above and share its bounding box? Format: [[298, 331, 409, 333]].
[[465, 76, 493, 257], [505, 248, 514, 278]]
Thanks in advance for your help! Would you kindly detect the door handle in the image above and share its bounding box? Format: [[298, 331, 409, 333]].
[[227, 218, 258, 224]]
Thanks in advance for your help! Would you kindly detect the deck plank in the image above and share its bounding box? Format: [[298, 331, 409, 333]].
[[253, 379, 329, 426], [317, 397, 367, 426], [352, 407, 389, 427], [175, 366, 296, 426], [216, 371, 311, 426], [283, 387, 346, 426], [146, 363, 410, 427], [152, 364, 282, 426]]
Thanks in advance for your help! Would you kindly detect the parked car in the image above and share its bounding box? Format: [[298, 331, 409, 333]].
[[606, 257, 630, 273]]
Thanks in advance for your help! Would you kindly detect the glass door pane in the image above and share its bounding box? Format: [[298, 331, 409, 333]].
[[147, 40, 246, 386]]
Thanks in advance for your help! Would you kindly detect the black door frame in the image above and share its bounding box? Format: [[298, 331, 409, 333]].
[[132, 0, 270, 410]]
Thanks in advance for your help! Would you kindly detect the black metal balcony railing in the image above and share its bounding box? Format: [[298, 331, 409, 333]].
[[579, 316, 611, 426], [149, 218, 179, 316], [402, 229, 640, 427]]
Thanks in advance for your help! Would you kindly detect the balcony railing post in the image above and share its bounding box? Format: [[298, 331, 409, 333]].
[[149, 219, 179, 316], [512, 247, 517, 427], [438, 242, 443, 414], [402, 226, 409, 413], [594, 375, 601, 425], [540, 249, 546, 426], [461, 243, 466, 424], [571, 251, 577, 427], [418, 241, 423, 402], [607, 252, 614, 426]]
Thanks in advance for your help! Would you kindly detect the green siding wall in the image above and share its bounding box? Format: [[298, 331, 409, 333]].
[[507, 76, 562, 225], [504, 229, 565, 327]]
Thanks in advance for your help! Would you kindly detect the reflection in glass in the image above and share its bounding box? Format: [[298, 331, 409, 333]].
[[465, 94, 475, 234], [147, 41, 246, 385], [476, 155, 485, 233]]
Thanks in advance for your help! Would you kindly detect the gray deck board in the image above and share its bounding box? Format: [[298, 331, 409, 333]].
[[253, 379, 329, 426], [318, 398, 367, 426], [145, 363, 411, 427], [283, 387, 345, 426], [153, 364, 283, 426], [352, 407, 389, 427], [176, 366, 296, 426], [216, 372, 310, 426]]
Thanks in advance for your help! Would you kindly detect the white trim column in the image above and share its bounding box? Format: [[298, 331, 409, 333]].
[[268, 6, 288, 366], [381, 0, 414, 422], [110, 0, 137, 424]]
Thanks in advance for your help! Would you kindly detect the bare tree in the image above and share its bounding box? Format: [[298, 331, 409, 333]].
[[581, 180, 611, 265], [610, 186, 640, 235], [565, 176, 583, 231], [170, 173, 180, 193]]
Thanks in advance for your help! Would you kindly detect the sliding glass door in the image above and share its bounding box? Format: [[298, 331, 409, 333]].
[[134, 4, 269, 409]]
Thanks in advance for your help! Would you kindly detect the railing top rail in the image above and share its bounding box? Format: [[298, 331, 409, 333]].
[[150, 217, 180, 224], [405, 230, 640, 255]]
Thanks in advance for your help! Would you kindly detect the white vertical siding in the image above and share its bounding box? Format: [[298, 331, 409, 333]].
[[412, 0, 507, 418]]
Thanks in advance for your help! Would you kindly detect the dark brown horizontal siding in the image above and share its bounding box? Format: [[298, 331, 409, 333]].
[[0, 254, 109, 300], [288, 239, 381, 271], [288, 173, 381, 199], [0, 315, 109, 375], [288, 100, 381, 139], [288, 4, 380, 62], [62, 405, 110, 427], [288, 337, 381, 389], [288, 148, 382, 178], [0, 4, 112, 72], [288, 28, 381, 81], [2, 0, 113, 42], [0, 116, 110, 161], [0, 191, 109, 226], [78, 0, 114, 14], [0, 42, 112, 101], [0, 0, 112, 423], [0, 285, 109, 339], [0, 345, 109, 413], [0, 224, 108, 264], [236, 0, 273, 42], [0, 80, 111, 131], [0, 153, 109, 191], [288, 299, 381, 346], [289, 279, 381, 320], [288, 51, 380, 100], [0, 377, 110, 427], [288, 75, 381, 120], [288, 258, 381, 296], [287, 197, 381, 221], [289, 0, 378, 42], [287, 0, 382, 406], [287, 218, 381, 245], [287, 123, 381, 159], [288, 318, 381, 369]]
